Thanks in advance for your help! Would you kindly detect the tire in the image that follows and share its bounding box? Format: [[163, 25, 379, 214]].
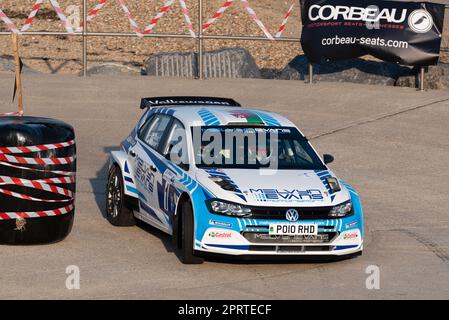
[[106, 165, 135, 226], [180, 201, 204, 264], [0, 116, 76, 245]]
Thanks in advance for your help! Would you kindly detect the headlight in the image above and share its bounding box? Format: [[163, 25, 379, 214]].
[[329, 200, 353, 217], [208, 200, 252, 217]]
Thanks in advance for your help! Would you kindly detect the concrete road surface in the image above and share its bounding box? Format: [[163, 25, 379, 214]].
[[0, 73, 448, 299]]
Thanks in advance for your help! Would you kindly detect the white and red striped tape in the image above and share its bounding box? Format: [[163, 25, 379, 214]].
[[0, 161, 75, 176], [275, 3, 294, 38], [0, 139, 75, 154], [202, 0, 274, 39], [0, 0, 73, 34], [178, 0, 196, 38], [0, 8, 20, 34], [143, 0, 175, 35], [0, 153, 75, 165], [77, 0, 110, 32], [239, 0, 273, 40], [0, 139, 76, 220], [202, 0, 234, 31], [0, 111, 22, 117], [1, 0, 293, 39], [50, 0, 74, 34], [0, 204, 74, 220], [21, 0, 44, 32], [117, 0, 143, 36]]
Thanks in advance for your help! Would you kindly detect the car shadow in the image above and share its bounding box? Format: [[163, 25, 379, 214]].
[[135, 220, 185, 261]]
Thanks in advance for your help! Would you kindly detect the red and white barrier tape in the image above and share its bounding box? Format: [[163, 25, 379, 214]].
[[0, 0, 285, 39], [239, 0, 273, 40], [203, 0, 234, 31], [0, 203, 74, 220], [21, 0, 44, 32], [0, 0, 73, 34], [143, 0, 175, 34], [50, 0, 75, 34], [0, 139, 75, 154], [77, 0, 110, 32], [0, 8, 20, 34], [0, 154, 75, 165], [275, 3, 294, 38], [0, 111, 22, 117], [0, 161, 75, 177], [118, 0, 143, 36], [178, 0, 196, 38], [0, 140, 76, 220], [0, 187, 72, 203]]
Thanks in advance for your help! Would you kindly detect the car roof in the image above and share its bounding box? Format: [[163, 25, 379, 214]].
[[149, 105, 297, 128]]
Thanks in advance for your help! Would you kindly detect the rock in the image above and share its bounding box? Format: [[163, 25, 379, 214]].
[[202, 48, 261, 79], [81, 63, 142, 76], [144, 47, 261, 79], [145, 52, 197, 78], [280, 55, 413, 86], [396, 64, 449, 90], [0, 57, 36, 73]]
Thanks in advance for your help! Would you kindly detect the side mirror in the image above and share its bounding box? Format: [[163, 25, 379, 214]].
[[323, 154, 334, 165]]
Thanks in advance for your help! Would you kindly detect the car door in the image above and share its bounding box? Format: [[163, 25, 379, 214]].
[[131, 113, 172, 230], [156, 119, 189, 226]]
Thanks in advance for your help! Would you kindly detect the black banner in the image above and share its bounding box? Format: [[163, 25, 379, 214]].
[[300, 0, 445, 66]]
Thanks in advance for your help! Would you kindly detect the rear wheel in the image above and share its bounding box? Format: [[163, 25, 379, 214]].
[[106, 165, 136, 226], [180, 201, 204, 264]]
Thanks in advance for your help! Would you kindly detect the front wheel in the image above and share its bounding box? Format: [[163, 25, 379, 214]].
[[106, 165, 136, 226], [180, 201, 204, 264]]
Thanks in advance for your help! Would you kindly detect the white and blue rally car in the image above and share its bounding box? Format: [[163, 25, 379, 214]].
[[106, 97, 363, 264]]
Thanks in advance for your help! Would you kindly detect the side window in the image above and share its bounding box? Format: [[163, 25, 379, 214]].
[[138, 114, 171, 150], [162, 119, 189, 170]]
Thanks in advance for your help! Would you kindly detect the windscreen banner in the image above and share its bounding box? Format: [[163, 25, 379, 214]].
[[300, 0, 445, 65]]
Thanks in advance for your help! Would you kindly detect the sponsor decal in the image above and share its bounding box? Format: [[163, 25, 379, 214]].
[[343, 232, 359, 240], [135, 155, 155, 192], [346, 220, 358, 228], [209, 220, 233, 228], [408, 9, 433, 34], [209, 231, 232, 239], [308, 4, 408, 23], [250, 188, 324, 202], [300, 0, 445, 66], [229, 110, 263, 124]]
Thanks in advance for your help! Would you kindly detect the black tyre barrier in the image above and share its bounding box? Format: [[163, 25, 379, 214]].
[[0, 116, 76, 244]]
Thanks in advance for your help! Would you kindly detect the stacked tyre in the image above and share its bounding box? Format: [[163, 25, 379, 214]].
[[0, 116, 76, 244]]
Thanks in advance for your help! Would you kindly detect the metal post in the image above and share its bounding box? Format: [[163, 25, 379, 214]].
[[198, 0, 204, 80], [82, 0, 87, 77], [308, 63, 313, 84], [419, 66, 425, 91]]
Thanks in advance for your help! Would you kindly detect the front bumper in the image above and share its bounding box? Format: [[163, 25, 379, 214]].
[[195, 216, 363, 256]]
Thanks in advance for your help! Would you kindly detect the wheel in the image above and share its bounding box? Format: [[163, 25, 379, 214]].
[[106, 165, 136, 226], [180, 201, 204, 264]]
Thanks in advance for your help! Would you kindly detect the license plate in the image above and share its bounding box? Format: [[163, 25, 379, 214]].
[[269, 223, 318, 236]]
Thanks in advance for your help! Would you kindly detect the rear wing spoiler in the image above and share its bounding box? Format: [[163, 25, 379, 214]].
[[140, 96, 241, 109]]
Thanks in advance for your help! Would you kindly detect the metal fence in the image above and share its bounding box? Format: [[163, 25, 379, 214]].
[[1, 1, 448, 89]]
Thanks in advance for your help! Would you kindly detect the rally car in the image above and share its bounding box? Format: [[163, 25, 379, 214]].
[[106, 96, 363, 264]]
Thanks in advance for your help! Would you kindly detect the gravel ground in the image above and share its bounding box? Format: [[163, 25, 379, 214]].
[[0, 0, 448, 74]]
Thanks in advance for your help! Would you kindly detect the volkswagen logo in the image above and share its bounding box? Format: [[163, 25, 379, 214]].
[[286, 209, 299, 222]]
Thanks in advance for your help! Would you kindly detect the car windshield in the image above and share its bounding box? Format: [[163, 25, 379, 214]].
[[192, 126, 326, 170]]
